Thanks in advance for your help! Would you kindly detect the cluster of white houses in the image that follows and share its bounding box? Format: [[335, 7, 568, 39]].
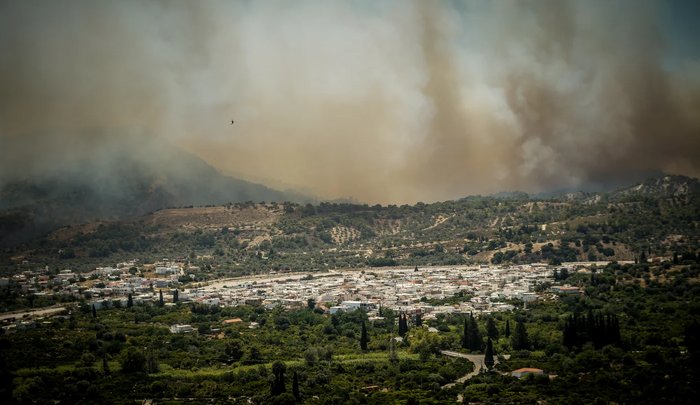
[[3, 259, 590, 323], [184, 264, 580, 319]]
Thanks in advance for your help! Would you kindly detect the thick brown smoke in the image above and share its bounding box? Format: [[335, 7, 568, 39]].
[[1, 0, 698, 204]]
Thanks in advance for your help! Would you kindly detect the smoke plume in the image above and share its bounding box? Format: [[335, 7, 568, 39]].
[[1, 0, 698, 204]]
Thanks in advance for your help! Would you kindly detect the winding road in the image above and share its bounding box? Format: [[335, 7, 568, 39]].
[[440, 350, 495, 389]]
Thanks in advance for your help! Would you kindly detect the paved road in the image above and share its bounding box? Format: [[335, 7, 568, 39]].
[[440, 350, 499, 390], [0, 306, 68, 321]]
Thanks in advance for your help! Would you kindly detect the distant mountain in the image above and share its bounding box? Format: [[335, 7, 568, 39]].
[[0, 143, 308, 246]]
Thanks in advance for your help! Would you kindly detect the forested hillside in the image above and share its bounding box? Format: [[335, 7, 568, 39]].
[[2, 175, 698, 278]]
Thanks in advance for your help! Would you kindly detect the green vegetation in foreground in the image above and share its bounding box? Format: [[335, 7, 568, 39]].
[[2, 260, 700, 403]]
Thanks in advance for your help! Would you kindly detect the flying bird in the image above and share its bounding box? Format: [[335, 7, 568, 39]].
[[230, 120, 235, 125]]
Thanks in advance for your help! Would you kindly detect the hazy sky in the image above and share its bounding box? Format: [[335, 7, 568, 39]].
[[1, 0, 699, 204]]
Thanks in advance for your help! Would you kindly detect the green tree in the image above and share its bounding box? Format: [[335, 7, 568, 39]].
[[158, 290, 164, 306], [145, 348, 159, 373], [512, 318, 529, 350], [92, 304, 97, 319], [127, 293, 133, 308], [484, 337, 494, 370], [271, 361, 287, 396], [505, 319, 511, 338], [461, 319, 469, 349], [225, 340, 244, 363], [173, 289, 179, 303], [486, 317, 499, 340], [360, 321, 369, 351], [307, 298, 316, 310], [120, 347, 146, 373], [102, 354, 110, 375], [468, 313, 482, 351], [389, 336, 398, 363], [244, 346, 262, 365], [398, 314, 408, 337], [79, 352, 96, 368], [292, 371, 300, 401]]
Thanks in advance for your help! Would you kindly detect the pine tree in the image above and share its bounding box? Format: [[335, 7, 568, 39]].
[[484, 337, 494, 370], [92, 304, 97, 319], [505, 319, 511, 338], [360, 321, 369, 351], [158, 290, 164, 306], [127, 293, 133, 308], [292, 371, 300, 401]]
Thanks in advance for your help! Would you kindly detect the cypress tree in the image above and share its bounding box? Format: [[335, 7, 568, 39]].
[[461, 319, 469, 349], [505, 319, 511, 338], [512, 319, 529, 350], [271, 361, 286, 395], [127, 293, 133, 308], [158, 290, 164, 306], [102, 353, 110, 375], [360, 321, 369, 351], [486, 317, 499, 339], [92, 304, 97, 319], [398, 314, 409, 337], [484, 337, 494, 370], [173, 289, 179, 303], [415, 313, 422, 327], [292, 371, 300, 401], [468, 314, 482, 351], [563, 314, 577, 349], [611, 314, 621, 345]]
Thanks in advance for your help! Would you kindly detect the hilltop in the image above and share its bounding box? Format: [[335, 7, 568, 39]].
[[0, 143, 308, 246], [2, 174, 698, 277]]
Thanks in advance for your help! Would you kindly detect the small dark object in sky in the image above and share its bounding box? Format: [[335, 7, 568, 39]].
[[231, 120, 235, 125]]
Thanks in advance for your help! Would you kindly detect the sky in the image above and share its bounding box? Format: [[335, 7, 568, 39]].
[[1, 0, 699, 204]]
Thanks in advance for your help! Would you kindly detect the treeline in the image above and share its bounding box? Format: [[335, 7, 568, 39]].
[[563, 312, 622, 350]]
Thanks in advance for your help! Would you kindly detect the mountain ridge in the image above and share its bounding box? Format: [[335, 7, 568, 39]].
[[0, 143, 308, 246]]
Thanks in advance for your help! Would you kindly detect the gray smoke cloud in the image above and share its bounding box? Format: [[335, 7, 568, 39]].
[[1, 0, 698, 204]]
